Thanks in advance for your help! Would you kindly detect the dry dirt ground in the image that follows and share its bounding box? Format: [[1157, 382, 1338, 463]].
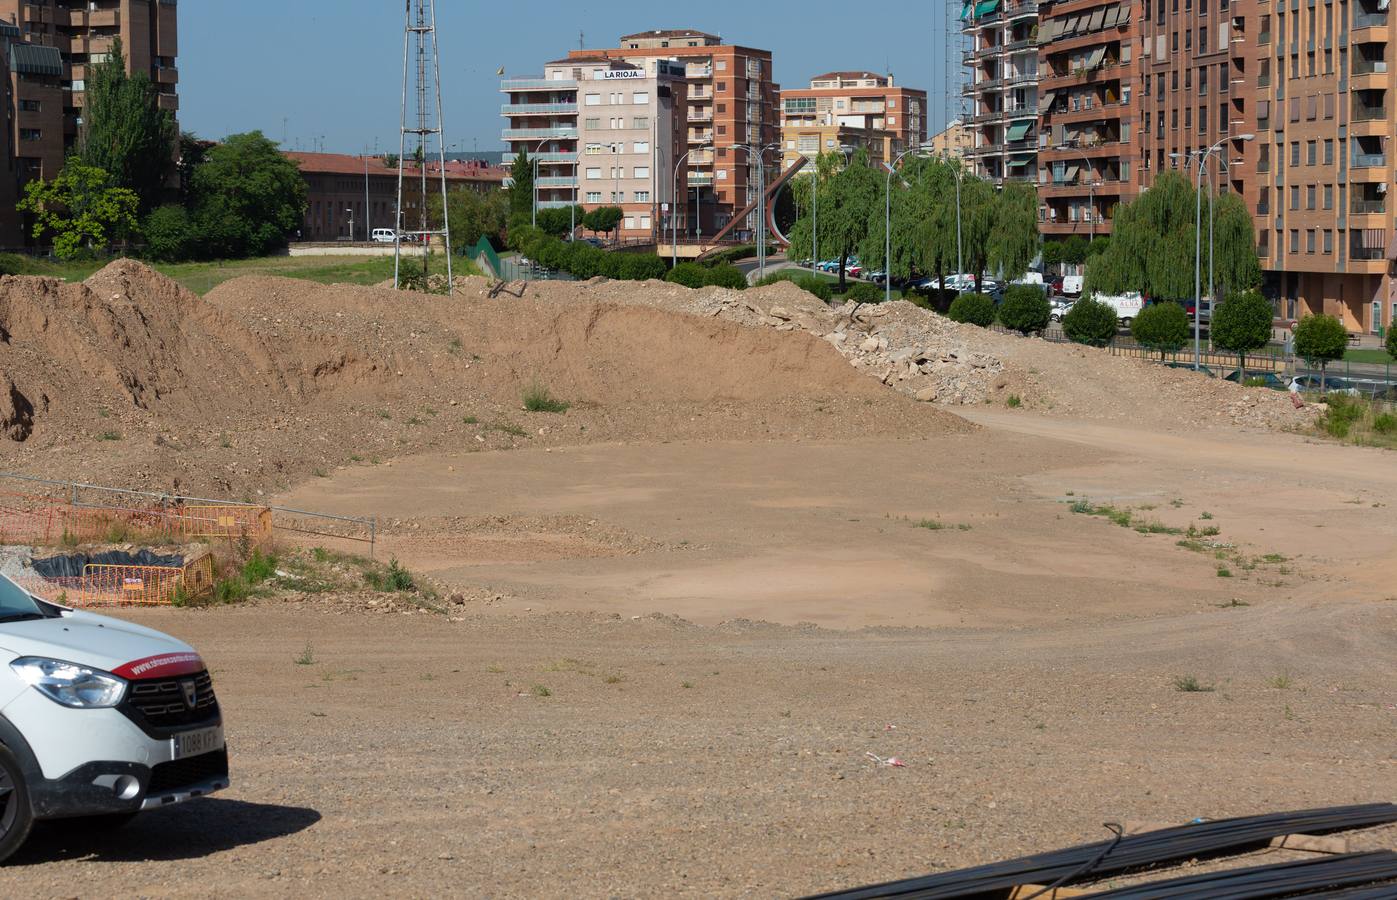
[[1, 263, 1394, 897]]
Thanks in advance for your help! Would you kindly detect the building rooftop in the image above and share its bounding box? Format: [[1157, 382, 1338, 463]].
[[618, 29, 720, 42], [810, 71, 886, 83], [286, 152, 507, 183]]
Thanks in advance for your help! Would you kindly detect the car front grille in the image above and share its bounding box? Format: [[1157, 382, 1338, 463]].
[[146, 748, 229, 796], [124, 670, 219, 731]]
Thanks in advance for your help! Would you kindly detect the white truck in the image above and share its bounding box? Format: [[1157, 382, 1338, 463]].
[[0, 574, 228, 862], [1087, 290, 1146, 326]]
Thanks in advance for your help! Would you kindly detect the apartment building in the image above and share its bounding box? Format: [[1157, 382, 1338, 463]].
[[1036, 0, 1140, 240], [929, 118, 974, 159], [961, 0, 1042, 186], [778, 121, 889, 172], [501, 56, 687, 242], [573, 30, 779, 237], [1245, 0, 1392, 334], [779, 71, 927, 163]]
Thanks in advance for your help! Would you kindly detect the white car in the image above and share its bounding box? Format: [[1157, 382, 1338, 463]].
[[1049, 297, 1075, 322], [371, 229, 398, 243], [0, 574, 227, 862]]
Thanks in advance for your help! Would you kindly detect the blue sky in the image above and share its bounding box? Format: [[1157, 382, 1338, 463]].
[[181, 1, 963, 156]]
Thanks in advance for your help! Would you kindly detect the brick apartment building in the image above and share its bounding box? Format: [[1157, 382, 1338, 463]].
[[287, 152, 507, 243], [569, 30, 780, 238], [0, 0, 177, 247], [778, 71, 927, 168], [501, 55, 687, 242], [963, 0, 1395, 335]]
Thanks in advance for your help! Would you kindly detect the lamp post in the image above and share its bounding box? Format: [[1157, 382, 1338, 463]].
[[672, 141, 712, 265], [529, 137, 549, 228], [1053, 143, 1102, 242], [806, 144, 853, 275], [1175, 134, 1254, 370], [884, 144, 934, 304], [726, 143, 781, 280]]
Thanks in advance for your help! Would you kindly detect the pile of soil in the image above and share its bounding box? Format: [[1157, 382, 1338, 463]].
[[485, 274, 1318, 432], [0, 261, 962, 496]]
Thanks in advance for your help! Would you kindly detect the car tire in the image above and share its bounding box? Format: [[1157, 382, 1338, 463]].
[[0, 744, 34, 865]]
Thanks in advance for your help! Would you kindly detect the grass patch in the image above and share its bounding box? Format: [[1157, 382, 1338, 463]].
[[1068, 500, 1135, 528], [463, 416, 479, 425], [364, 557, 415, 592], [488, 421, 528, 438], [1173, 675, 1215, 693], [294, 641, 317, 666], [1133, 520, 1184, 535], [1344, 347, 1396, 364], [1006, 394, 1022, 408], [1267, 672, 1294, 690], [1216, 567, 1233, 577], [530, 683, 552, 698], [97, 430, 122, 441], [1315, 394, 1397, 449], [916, 519, 946, 531], [522, 381, 570, 414]]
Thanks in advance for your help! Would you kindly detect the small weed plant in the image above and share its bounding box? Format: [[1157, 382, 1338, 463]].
[[1173, 675, 1215, 693], [522, 381, 570, 414]]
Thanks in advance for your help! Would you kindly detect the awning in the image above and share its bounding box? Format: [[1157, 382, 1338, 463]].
[[1257, 99, 1271, 118], [1008, 157, 1032, 170], [1103, 6, 1121, 28], [1006, 121, 1032, 141], [974, 0, 1001, 16], [1038, 19, 1060, 42], [1363, 228, 1386, 250], [1040, 89, 1059, 109], [961, 1, 973, 19], [1064, 165, 1081, 183], [9, 43, 61, 77], [1088, 8, 1106, 30], [1119, 4, 1133, 23], [1085, 47, 1108, 69]]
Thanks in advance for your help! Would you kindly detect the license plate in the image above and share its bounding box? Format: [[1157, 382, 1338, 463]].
[[171, 725, 224, 760]]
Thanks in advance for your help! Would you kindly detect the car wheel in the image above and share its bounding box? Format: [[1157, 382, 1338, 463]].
[[0, 744, 34, 865]]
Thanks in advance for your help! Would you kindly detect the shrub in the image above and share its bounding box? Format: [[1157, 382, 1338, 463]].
[[796, 275, 833, 301], [522, 381, 569, 413], [1212, 289, 1275, 372], [141, 205, 194, 261], [998, 284, 1051, 334], [667, 261, 708, 288], [1131, 301, 1190, 358], [1062, 297, 1118, 347], [618, 254, 667, 281], [1293, 313, 1348, 375], [1387, 324, 1397, 361], [947, 292, 996, 327], [703, 263, 748, 289], [845, 282, 882, 304]]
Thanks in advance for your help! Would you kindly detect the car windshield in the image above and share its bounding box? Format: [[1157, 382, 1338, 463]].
[[0, 574, 44, 620]]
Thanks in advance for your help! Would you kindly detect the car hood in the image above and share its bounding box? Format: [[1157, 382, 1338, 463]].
[[0, 610, 199, 677]]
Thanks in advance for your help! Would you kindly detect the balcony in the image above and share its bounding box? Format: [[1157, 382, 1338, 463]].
[[688, 110, 714, 122], [688, 131, 714, 144], [688, 173, 715, 186], [1353, 58, 1390, 76], [502, 127, 578, 140], [1353, 11, 1389, 29], [1350, 241, 1386, 261], [1352, 152, 1387, 168], [156, 92, 178, 112], [1351, 199, 1387, 214], [502, 78, 577, 91], [1351, 104, 1388, 122], [687, 65, 713, 79], [501, 103, 577, 116], [535, 176, 576, 188], [154, 65, 178, 85], [521, 151, 577, 163]]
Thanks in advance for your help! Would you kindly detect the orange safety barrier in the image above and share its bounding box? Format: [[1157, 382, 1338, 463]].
[[16, 552, 216, 609], [0, 495, 274, 549], [182, 504, 274, 544]]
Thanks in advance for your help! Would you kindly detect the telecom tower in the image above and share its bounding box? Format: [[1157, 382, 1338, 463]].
[[395, 0, 452, 293]]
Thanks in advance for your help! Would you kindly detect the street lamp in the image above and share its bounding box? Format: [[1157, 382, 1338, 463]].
[[529, 137, 550, 228], [803, 144, 854, 276], [1173, 133, 1254, 370], [726, 142, 782, 280], [883, 143, 935, 304], [672, 141, 713, 265], [1054, 142, 1101, 242]]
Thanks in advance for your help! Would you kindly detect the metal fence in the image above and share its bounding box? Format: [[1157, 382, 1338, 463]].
[[13, 553, 216, 609]]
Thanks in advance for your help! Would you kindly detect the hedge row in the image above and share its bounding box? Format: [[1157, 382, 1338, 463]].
[[507, 225, 668, 281]]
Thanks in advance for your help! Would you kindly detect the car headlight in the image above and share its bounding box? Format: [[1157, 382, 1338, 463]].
[[10, 657, 127, 708]]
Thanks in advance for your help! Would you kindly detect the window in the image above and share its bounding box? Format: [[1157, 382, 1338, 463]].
[[639, 215, 652, 229], [18, 129, 40, 142], [633, 91, 650, 104], [585, 93, 601, 106], [1324, 230, 1333, 254], [1290, 185, 1300, 209], [624, 217, 636, 230], [586, 167, 601, 179], [1323, 139, 1333, 165], [633, 166, 650, 179], [633, 117, 649, 129], [1306, 229, 1316, 253], [585, 118, 600, 129], [18, 99, 40, 112], [613, 192, 624, 202], [635, 191, 651, 202], [1289, 229, 1299, 253], [716, 60, 727, 71], [1307, 141, 1316, 165], [585, 192, 602, 203], [634, 140, 649, 153], [1324, 184, 1333, 209], [1290, 142, 1300, 167], [1306, 185, 1316, 209]]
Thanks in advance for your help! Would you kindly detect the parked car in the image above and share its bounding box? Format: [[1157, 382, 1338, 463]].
[[1049, 298, 1075, 322], [864, 270, 887, 284], [1224, 370, 1291, 391], [1290, 374, 1357, 395], [1045, 274, 1066, 296], [847, 264, 864, 278], [0, 574, 229, 863], [371, 228, 397, 243], [1089, 290, 1146, 326]]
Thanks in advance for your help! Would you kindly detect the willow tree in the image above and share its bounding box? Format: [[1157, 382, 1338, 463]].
[[1085, 171, 1260, 300]]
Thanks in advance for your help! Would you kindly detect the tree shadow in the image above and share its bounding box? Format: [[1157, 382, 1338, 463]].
[[10, 798, 321, 865]]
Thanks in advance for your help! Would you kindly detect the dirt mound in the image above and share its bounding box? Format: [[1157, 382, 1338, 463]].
[[0, 261, 962, 496], [474, 274, 1317, 433]]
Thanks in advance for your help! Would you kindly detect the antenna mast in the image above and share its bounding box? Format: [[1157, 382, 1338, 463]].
[[395, 0, 453, 294]]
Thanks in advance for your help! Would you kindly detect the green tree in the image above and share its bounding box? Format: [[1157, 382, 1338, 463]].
[[1063, 297, 1119, 347], [80, 37, 176, 211], [1211, 289, 1274, 376], [141, 203, 194, 261], [192, 131, 307, 258], [1386, 322, 1397, 361], [1085, 172, 1260, 302], [947, 292, 995, 327], [1131, 302, 1190, 359], [383, 154, 400, 169], [1293, 313, 1349, 391], [999, 284, 1051, 335], [1040, 241, 1064, 271], [430, 187, 509, 253], [17, 158, 139, 259], [817, 148, 881, 290], [535, 205, 584, 238], [583, 205, 624, 240], [987, 181, 1039, 282], [507, 150, 533, 226], [1060, 235, 1090, 266]]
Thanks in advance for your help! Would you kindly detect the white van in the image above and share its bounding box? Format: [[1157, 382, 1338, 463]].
[[1061, 275, 1084, 297], [371, 229, 398, 244], [1090, 291, 1146, 325]]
